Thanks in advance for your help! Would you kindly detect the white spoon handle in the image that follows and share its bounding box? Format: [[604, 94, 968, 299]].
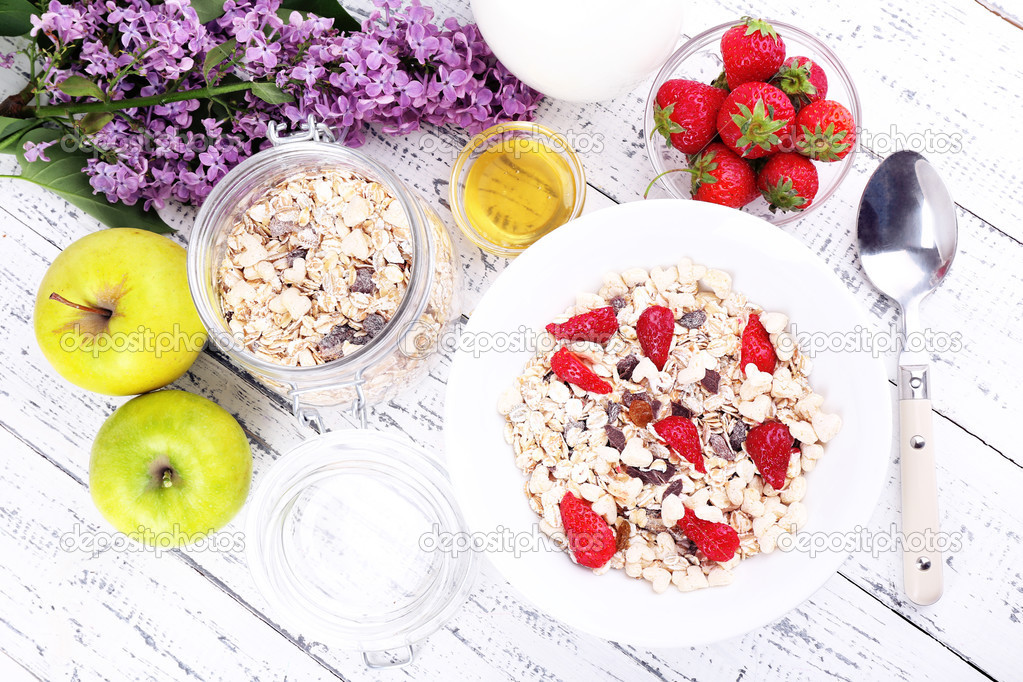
[[899, 374, 943, 604]]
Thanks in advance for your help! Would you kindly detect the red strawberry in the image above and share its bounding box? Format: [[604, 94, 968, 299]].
[[772, 56, 828, 109], [559, 492, 617, 569], [677, 506, 740, 562], [756, 152, 819, 213], [720, 17, 786, 90], [654, 416, 705, 473], [652, 79, 729, 154], [795, 100, 856, 162], [636, 305, 675, 370], [717, 82, 795, 159], [740, 312, 777, 375], [687, 142, 758, 208], [546, 306, 619, 344], [745, 422, 797, 490], [550, 347, 612, 394]]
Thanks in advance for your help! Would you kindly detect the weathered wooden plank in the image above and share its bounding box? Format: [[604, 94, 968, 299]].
[[0, 428, 343, 682]]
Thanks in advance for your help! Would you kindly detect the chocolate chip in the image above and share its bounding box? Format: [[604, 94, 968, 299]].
[[605, 402, 621, 423], [224, 311, 233, 322], [709, 433, 734, 461], [663, 479, 687, 499], [729, 421, 749, 452], [701, 369, 720, 394], [622, 391, 651, 408], [617, 354, 639, 381], [362, 313, 385, 338], [351, 267, 376, 294], [678, 310, 707, 328], [317, 324, 355, 360], [543, 370, 554, 382], [671, 401, 693, 418], [649, 399, 662, 417], [625, 463, 676, 485], [604, 425, 626, 452], [610, 296, 626, 311], [286, 247, 308, 266]]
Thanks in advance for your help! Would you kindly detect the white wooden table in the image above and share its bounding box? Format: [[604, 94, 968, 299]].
[[2, 1, 1021, 680]]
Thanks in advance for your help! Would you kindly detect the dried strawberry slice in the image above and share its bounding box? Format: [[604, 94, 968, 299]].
[[637, 305, 675, 370], [745, 421, 797, 489], [550, 348, 612, 394], [546, 306, 619, 344], [740, 312, 777, 375], [653, 416, 706, 473], [677, 506, 740, 562], [560, 492, 617, 568]]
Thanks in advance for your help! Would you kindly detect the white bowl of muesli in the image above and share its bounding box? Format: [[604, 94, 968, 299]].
[[444, 199, 891, 646]]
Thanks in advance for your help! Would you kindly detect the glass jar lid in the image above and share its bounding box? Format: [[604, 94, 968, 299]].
[[246, 430, 477, 664]]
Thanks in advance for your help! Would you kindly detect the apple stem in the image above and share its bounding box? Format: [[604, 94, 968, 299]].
[[49, 292, 112, 318], [162, 470, 173, 488]]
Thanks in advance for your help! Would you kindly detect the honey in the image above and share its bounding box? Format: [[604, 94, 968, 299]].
[[462, 137, 576, 249]]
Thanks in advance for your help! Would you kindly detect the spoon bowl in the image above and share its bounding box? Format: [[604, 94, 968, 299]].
[[857, 151, 958, 310]]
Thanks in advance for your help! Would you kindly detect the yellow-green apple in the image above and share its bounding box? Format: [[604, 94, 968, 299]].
[[90, 390, 252, 546], [34, 228, 207, 395]]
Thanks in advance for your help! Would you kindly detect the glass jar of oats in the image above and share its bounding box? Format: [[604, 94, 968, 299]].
[[187, 120, 460, 430]]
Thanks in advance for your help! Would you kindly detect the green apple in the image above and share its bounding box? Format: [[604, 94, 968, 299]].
[[34, 228, 207, 396], [90, 390, 253, 546]]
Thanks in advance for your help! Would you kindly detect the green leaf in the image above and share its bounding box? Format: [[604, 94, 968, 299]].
[[249, 82, 294, 105], [280, 0, 360, 33], [0, 116, 41, 153], [79, 111, 114, 134], [10, 129, 172, 233], [191, 0, 228, 24], [202, 37, 237, 83], [58, 75, 106, 100], [0, 0, 37, 36]]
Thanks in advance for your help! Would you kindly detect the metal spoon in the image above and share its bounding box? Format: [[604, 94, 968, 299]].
[[856, 150, 957, 606]]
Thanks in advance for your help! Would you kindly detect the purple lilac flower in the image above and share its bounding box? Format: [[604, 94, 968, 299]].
[[22, 140, 58, 163], [27, 0, 543, 210]]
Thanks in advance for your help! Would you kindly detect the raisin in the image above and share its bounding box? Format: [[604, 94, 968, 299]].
[[628, 400, 654, 428], [317, 324, 355, 360], [678, 310, 707, 328], [351, 267, 376, 294], [362, 313, 385, 338]]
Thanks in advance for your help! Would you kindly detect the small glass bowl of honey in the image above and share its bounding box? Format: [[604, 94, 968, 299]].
[[449, 122, 586, 258]]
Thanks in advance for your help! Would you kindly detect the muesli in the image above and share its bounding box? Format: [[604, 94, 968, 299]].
[[217, 169, 413, 366], [498, 259, 842, 592]]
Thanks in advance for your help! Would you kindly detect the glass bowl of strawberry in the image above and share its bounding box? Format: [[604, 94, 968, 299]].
[[643, 18, 861, 225]]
